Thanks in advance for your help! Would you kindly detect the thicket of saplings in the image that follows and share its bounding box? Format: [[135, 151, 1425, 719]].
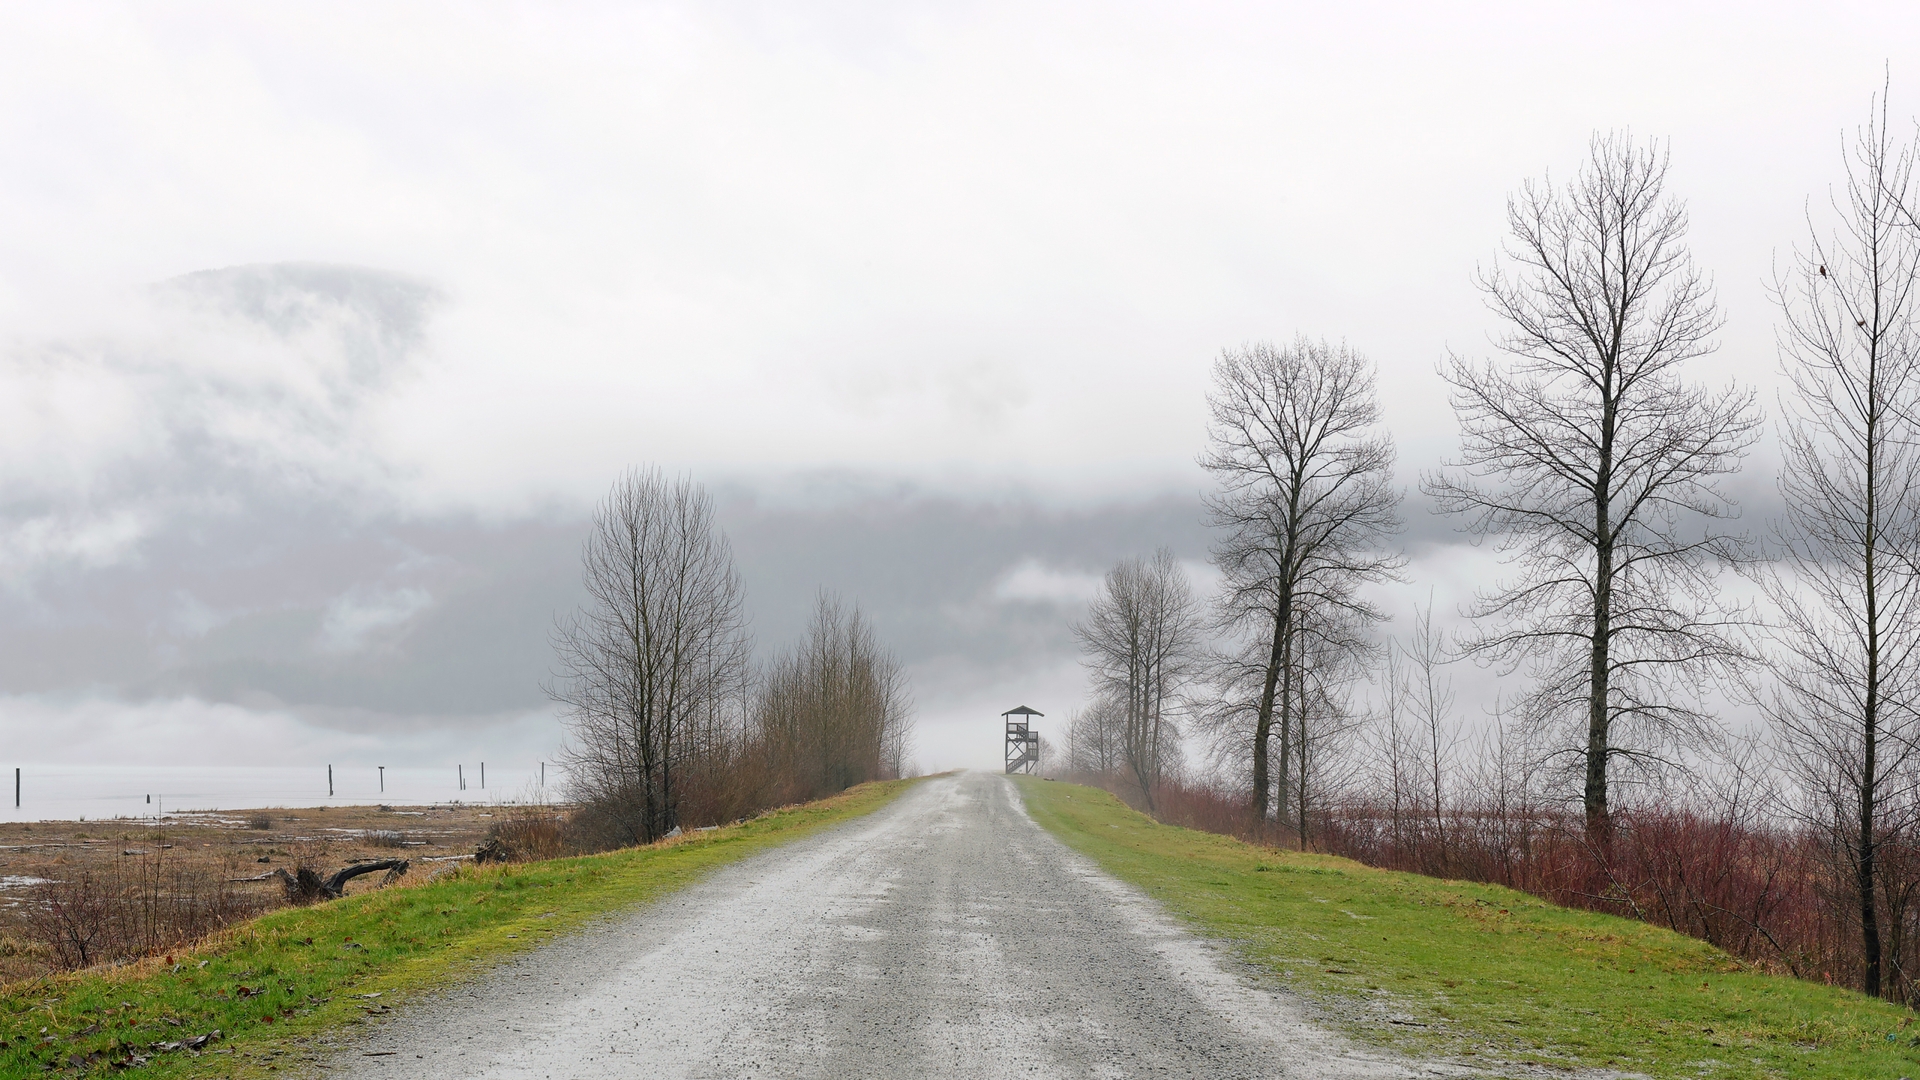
[[1063, 110, 1920, 1009], [490, 469, 913, 861]]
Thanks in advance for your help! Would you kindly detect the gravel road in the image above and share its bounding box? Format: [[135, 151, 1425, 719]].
[[321, 771, 1482, 1079]]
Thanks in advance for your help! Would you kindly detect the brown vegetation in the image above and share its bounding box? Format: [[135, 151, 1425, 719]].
[[0, 804, 499, 983], [551, 471, 914, 847], [21, 848, 261, 971], [1060, 766, 1920, 1008]]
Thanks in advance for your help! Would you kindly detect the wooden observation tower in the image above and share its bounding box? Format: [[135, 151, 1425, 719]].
[[1003, 705, 1042, 775]]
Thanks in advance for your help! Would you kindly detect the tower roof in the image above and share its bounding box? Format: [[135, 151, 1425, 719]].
[[1001, 705, 1043, 717]]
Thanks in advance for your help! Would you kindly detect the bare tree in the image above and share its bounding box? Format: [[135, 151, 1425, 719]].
[[1370, 598, 1462, 866], [1373, 647, 1419, 854], [1202, 338, 1403, 824], [1404, 598, 1461, 859], [1765, 94, 1920, 1001], [1075, 549, 1203, 813], [1065, 694, 1127, 776], [1287, 602, 1373, 846], [550, 468, 751, 845], [1425, 133, 1761, 837]]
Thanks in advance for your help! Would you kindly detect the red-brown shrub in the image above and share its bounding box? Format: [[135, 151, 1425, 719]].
[[1073, 771, 1917, 1007]]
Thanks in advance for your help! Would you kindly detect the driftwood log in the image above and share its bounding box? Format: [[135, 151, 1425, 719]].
[[232, 859, 410, 903]]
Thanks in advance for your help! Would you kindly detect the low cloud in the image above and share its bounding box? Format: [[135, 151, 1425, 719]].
[[318, 585, 435, 654], [991, 559, 1105, 606]]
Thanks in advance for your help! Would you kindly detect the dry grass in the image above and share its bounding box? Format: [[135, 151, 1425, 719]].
[[18, 840, 263, 970], [0, 804, 504, 984]]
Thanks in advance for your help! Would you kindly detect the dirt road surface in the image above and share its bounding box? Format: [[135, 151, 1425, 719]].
[[323, 772, 1478, 1079]]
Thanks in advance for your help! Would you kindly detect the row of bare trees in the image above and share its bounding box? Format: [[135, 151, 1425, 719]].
[[1067, 97, 1920, 1005], [1763, 93, 1920, 1000], [1072, 550, 1201, 814], [551, 468, 913, 847]]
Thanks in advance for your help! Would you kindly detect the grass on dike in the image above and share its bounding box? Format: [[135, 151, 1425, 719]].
[[0, 777, 920, 1079], [1015, 777, 1920, 1079]]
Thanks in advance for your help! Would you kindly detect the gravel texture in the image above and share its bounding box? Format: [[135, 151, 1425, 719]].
[[318, 772, 1490, 1079]]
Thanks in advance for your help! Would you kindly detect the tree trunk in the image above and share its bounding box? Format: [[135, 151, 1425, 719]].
[[1858, 763, 1882, 998], [1860, 403, 1883, 999], [1295, 625, 1310, 849], [1584, 566, 1612, 840], [1585, 393, 1617, 841], [1251, 596, 1289, 821], [1276, 625, 1294, 834]]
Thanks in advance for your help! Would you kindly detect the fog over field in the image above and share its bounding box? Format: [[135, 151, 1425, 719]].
[[0, 2, 1908, 773]]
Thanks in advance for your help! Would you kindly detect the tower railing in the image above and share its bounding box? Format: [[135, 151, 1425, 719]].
[[1003, 705, 1042, 775]]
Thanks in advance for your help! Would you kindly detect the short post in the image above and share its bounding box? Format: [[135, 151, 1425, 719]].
[[458, 765, 466, 791], [13, 767, 18, 809], [540, 761, 545, 788], [328, 765, 334, 797], [378, 766, 385, 792], [480, 762, 485, 789]]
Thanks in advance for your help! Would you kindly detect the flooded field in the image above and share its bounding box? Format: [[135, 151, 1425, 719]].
[[0, 802, 507, 983]]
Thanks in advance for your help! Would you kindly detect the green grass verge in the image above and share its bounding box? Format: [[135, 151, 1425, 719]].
[[1016, 778, 1920, 1079], [0, 778, 919, 1078]]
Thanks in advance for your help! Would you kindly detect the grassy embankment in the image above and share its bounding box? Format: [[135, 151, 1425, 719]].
[[1017, 777, 1919, 1079], [0, 777, 919, 1078]]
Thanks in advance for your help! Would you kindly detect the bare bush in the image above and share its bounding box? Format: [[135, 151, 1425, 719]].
[[476, 805, 576, 863], [22, 841, 262, 971]]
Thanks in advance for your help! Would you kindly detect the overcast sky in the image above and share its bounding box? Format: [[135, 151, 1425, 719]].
[[1, 2, 1915, 777]]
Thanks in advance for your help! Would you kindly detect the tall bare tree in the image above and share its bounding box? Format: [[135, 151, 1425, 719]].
[[1765, 95, 1920, 1001], [1202, 338, 1403, 822], [550, 468, 751, 845], [1426, 133, 1760, 836], [1075, 549, 1202, 813]]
